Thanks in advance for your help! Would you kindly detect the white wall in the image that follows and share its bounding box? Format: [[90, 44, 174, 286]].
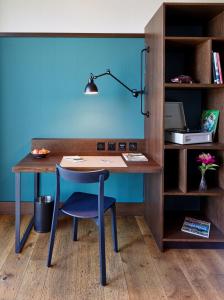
[[0, 0, 224, 33]]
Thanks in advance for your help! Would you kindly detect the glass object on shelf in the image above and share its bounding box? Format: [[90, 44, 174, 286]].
[[199, 174, 207, 192]]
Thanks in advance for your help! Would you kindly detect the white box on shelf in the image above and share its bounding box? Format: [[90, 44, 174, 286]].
[[164, 102, 212, 145]]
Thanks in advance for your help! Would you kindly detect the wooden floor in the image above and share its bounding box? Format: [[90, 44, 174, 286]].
[[0, 216, 224, 300]]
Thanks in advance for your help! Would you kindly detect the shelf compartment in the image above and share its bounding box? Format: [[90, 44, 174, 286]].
[[165, 39, 211, 84], [187, 150, 222, 192], [164, 212, 224, 242], [164, 149, 187, 193], [165, 3, 224, 37]]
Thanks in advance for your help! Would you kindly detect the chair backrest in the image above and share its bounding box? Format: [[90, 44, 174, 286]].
[[56, 164, 109, 183], [55, 164, 110, 219]]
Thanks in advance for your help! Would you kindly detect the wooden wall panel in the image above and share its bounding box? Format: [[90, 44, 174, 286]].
[[195, 40, 212, 84], [144, 4, 164, 166], [208, 11, 224, 36], [144, 4, 164, 250], [32, 138, 145, 154], [0, 201, 144, 216], [205, 89, 224, 234], [179, 149, 187, 193]]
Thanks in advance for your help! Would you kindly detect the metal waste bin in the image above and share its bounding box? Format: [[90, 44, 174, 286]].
[[34, 196, 54, 233]]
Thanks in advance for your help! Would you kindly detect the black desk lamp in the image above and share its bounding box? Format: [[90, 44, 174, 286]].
[[84, 47, 149, 117]]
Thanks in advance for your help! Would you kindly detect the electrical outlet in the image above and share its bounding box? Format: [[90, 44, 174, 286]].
[[97, 142, 105, 151], [129, 142, 137, 151], [119, 142, 126, 151], [108, 142, 116, 151]]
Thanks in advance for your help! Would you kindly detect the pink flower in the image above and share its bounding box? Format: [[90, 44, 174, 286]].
[[197, 153, 216, 165]]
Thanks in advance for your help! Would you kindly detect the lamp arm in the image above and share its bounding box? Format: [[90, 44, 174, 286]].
[[93, 70, 141, 97]]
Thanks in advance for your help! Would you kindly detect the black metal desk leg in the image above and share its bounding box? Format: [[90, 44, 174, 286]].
[[15, 172, 34, 253], [34, 172, 40, 199], [15, 172, 21, 253]]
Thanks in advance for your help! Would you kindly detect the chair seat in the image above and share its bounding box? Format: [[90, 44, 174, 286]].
[[61, 192, 116, 218]]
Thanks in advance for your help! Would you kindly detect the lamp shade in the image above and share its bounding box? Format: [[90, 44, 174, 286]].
[[84, 77, 98, 95]]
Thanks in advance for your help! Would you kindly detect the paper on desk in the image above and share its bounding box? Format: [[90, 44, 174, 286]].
[[60, 156, 127, 168]]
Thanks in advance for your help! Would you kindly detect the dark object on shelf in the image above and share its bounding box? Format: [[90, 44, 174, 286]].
[[171, 75, 193, 84], [84, 47, 150, 117], [199, 174, 207, 192], [34, 196, 54, 233]]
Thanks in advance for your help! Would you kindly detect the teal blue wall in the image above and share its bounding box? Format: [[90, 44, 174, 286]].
[[0, 37, 144, 202]]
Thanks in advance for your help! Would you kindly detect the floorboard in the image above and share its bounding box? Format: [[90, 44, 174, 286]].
[[0, 215, 223, 300]]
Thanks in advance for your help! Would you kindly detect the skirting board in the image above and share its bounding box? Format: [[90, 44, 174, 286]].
[[0, 201, 144, 216]]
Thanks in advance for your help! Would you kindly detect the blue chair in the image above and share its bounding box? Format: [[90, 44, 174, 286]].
[[47, 164, 118, 286]]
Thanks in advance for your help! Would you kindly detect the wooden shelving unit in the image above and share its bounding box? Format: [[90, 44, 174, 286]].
[[144, 3, 224, 250]]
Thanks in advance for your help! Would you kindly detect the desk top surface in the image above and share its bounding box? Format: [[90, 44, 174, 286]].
[[12, 153, 162, 174]]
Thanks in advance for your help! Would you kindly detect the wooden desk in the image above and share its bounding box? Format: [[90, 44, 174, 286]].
[[13, 153, 161, 173], [12, 139, 162, 253]]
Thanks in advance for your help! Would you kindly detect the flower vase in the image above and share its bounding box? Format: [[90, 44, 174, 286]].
[[199, 174, 207, 192]]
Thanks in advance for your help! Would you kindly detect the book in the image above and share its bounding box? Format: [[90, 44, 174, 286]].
[[201, 109, 219, 137], [213, 52, 221, 84], [212, 53, 217, 83], [181, 217, 211, 238], [122, 153, 148, 162], [217, 52, 223, 84]]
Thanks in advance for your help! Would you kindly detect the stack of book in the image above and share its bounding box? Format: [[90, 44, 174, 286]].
[[122, 153, 148, 162], [181, 217, 211, 238], [212, 52, 223, 84]]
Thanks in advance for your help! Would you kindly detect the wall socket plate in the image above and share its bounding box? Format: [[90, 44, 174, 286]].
[[119, 142, 126, 151], [97, 142, 105, 151], [129, 142, 137, 151], [108, 142, 116, 151]]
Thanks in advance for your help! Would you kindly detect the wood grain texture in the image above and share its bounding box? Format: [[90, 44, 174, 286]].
[[208, 11, 224, 36], [12, 153, 161, 174], [136, 217, 198, 300], [165, 83, 224, 89], [0, 202, 144, 216], [31, 138, 145, 154], [144, 4, 164, 166], [204, 89, 224, 237], [152, 3, 224, 250], [179, 149, 187, 193], [195, 40, 212, 84], [144, 4, 164, 251], [144, 173, 164, 250], [165, 143, 224, 150], [0, 216, 39, 300], [0, 32, 145, 38], [1, 215, 224, 299]]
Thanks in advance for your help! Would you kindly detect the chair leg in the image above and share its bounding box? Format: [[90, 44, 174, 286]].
[[47, 208, 59, 267], [72, 217, 78, 241], [99, 215, 106, 286], [111, 204, 118, 252]]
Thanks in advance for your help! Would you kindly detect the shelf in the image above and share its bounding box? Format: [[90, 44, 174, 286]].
[[163, 212, 224, 242], [165, 83, 224, 89], [164, 143, 224, 150], [165, 36, 224, 43], [164, 187, 224, 196], [165, 36, 209, 45]]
